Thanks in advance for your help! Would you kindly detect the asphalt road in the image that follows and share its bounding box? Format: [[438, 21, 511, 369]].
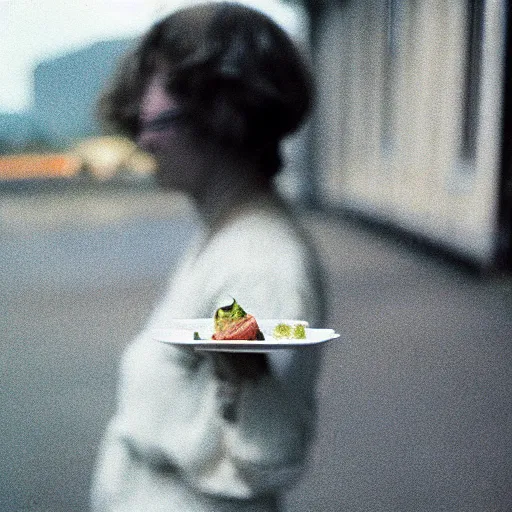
[[1, 187, 511, 511]]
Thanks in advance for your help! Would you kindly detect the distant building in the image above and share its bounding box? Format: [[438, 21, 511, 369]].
[[0, 112, 38, 152], [33, 38, 134, 146]]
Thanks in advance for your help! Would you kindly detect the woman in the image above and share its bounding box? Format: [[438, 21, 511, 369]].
[[91, 3, 325, 511]]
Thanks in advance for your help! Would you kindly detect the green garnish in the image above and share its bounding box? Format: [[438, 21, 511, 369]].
[[293, 324, 306, 339], [214, 299, 247, 331], [272, 323, 307, 339], [273, 323, 292, 339]]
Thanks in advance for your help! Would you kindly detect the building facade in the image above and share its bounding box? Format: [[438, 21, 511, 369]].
[[310, 0, 510, 269]]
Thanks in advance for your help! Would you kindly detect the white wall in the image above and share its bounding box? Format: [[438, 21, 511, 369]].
[[314, 0, 507, 265]]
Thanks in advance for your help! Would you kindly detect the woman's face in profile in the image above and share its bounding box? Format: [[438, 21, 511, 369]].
[[136, 71, 208, 195]]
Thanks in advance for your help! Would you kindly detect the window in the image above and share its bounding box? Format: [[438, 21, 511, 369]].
[[461, 0, 485, 161], [381, 0, 404, 156]]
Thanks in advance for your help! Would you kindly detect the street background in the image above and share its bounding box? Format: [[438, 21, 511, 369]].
[[1, 186, 511, 511]]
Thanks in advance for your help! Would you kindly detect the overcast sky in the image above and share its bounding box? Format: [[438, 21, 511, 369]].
[[0, 0, 305, 114]]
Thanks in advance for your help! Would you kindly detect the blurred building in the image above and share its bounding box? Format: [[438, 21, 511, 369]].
[[0, 112, 39, 152], [33, 38, 133, 146], [307, 0, 511, 270]]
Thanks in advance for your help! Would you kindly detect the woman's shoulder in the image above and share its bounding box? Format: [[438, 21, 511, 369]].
[[206, 217, 308, 285], [167, 198, 326, 323], [204, 208, 322, 302], [214, 202, 307, 254]]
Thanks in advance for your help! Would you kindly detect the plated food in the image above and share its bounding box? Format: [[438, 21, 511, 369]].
[[152, 299, 339, 352], [211, 300, 264, 340]]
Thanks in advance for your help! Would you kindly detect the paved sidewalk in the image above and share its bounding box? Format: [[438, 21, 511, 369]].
[[296, 212, 512, 511], [0, 185, 194, 234], [1, 187, 511, 511]]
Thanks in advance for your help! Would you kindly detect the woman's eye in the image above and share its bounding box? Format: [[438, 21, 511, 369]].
[[140, 109, 183, 132]]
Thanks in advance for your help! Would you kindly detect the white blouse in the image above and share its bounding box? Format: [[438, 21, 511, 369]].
[[91, 199, 325, 512]]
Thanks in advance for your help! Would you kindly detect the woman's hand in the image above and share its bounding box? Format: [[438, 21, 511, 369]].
[[211, 352, 269, 383], [211, 352, 269, 422]]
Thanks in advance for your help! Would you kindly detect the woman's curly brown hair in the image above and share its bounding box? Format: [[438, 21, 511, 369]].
[[97, 2, 313, 177]]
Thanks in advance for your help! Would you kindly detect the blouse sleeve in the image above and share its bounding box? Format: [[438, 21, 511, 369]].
[[103, 217, 325, 500], [206, 264, 323, 495]]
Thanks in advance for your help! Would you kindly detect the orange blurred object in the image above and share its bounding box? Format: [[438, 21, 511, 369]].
[[0, 153, 82, 180]]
